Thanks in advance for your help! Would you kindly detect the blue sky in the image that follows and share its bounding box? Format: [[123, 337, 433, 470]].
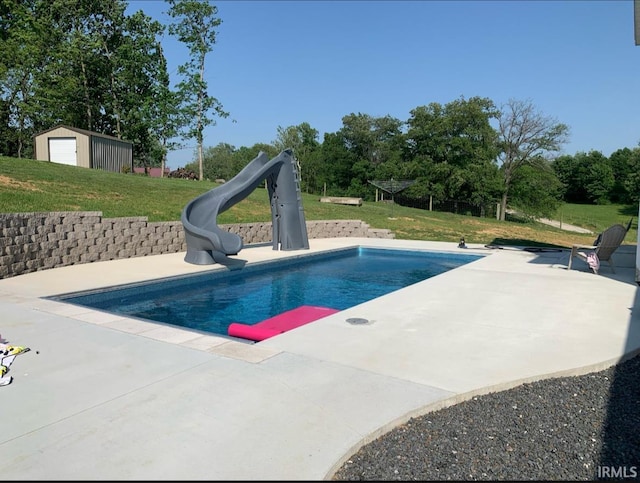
[[127, 0, 640, 169]]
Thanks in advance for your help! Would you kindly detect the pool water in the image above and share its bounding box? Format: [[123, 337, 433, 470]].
[[52, 247, 482, 337]]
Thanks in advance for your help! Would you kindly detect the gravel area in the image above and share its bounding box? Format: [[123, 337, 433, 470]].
[[332, 354, 640, 481]]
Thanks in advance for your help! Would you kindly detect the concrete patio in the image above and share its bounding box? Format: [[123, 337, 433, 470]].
[[0, 238, 638, 480]]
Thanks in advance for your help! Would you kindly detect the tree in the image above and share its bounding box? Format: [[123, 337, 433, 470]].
[[552, 154, 584, 203], [337, 113, 405, 198], [405, 96, 500, 204], [0, 0, 50, 157], [317, 131, 356, 196], [168, 0, 229, 181], [622, 147, 640, 201], [609, 148, 634, 203], [340, 113, 404, 166], [608, 147, 640, 204], [202, 142, 237, 180], [552, 150, 615, 205], [273, 122, 320, 193], [273, 122, 319, 157], [80, 6, 176, 168], [216, 143, 279, 181], [35, 0, 130, 134], [496, 98, 569, 220], [509, 161, 563, 218], [140, 33, 183, 176], [580, 151, 614, 204]]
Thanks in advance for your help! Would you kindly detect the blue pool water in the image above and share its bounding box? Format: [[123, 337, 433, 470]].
[[52, 247, 482, 337]]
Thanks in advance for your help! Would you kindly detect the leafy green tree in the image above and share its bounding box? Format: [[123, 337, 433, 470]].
[[337, 113, 405, 199], [608, 147, 640, 204], [273, 122, 320, 193], [581, 151, 614, 204], [405, 96, 500, 204], [168, 0, 229, 181], [273, 122, 319, 158], [609, 148, 633, 203], [202, 142, 237, 181], [141, 37, 183, 176], [401, 155, 447, 202], [229, 144, 276, 175], [553, 151, 615, 205], [340, 113, 404, 166], [496, 98, 569, 220], [113, 10, 171, 167], [464, 161, 503, 208], [509, 161, 563, 218], [84, 0, 130, 136], [0, 0, 50, 157], [622, 147, 640, 201], [247, 142, 278, 160], [554, 152, 588, 204], [551, 154, 570, 188], [35, 0, 128, 133], [317, 132, 357, 196], [0, 99, 15, 156]]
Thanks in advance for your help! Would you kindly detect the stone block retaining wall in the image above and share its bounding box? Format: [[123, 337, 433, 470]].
[[0, 212, 393, 279]]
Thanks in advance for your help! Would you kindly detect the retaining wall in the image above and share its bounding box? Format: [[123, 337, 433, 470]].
[[0, 212, 394, 279]]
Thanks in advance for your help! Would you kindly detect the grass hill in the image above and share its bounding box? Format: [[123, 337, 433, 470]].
[[0, 156, 636, 249]]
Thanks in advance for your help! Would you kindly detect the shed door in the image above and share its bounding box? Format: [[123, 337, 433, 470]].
[[49, 138, 77, 165]]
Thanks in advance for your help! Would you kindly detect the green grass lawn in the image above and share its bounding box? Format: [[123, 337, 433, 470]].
[[1, 156, 637, 249], [552, 203, 637, 235]]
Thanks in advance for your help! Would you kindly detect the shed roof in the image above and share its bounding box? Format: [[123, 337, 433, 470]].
[[35, 125, 133, 145]]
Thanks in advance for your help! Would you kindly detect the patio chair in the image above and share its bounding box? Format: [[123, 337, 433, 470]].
[[592, 217, 633, 246], [567, 223, 628, 274]]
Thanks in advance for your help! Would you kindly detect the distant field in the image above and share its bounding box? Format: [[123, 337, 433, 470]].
[[552, 203, 637, 235], [0, 156, 636, 249]]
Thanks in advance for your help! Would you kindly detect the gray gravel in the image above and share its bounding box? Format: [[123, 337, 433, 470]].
[[332, 354, 640, 481]]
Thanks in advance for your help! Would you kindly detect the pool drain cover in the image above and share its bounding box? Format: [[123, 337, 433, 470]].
[[346, 317, 370, 325]]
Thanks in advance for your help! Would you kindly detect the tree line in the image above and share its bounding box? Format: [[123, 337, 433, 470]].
[[196, 99, 639, 220], [2, 1, 638, 220]]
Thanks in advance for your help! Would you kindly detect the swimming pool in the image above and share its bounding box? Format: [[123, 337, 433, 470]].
[[50, 247, 483, 338]]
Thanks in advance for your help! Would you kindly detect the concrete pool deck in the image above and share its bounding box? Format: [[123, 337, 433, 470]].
[[0, 237, 638, 480]]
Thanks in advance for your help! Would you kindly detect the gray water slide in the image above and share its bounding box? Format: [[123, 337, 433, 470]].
[[181, 149, 310, 265]]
